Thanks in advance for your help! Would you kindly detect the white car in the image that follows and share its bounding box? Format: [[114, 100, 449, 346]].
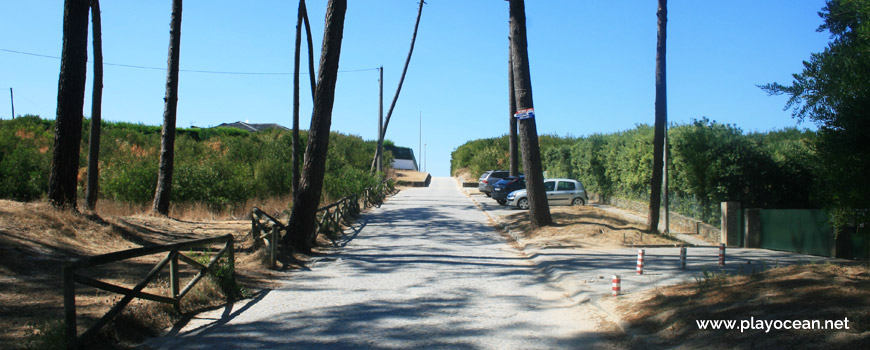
[[506, 178, 588, 209]]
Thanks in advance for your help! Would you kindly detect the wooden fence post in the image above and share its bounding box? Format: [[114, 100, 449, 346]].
[[227, 235, 235, 275], [270, 227, 277, 268], [170, 252, 179, 311]]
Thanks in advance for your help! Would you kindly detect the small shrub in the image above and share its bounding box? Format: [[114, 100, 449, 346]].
[[24, 320, 65, 350], [192, 251, 245, 301]]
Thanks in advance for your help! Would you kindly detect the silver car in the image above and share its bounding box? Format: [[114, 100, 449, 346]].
[[478, 170, 509, 197], [505, 178, 588, 209]]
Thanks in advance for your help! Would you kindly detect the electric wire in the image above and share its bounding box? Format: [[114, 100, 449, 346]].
[[0, 48, 379, 75]]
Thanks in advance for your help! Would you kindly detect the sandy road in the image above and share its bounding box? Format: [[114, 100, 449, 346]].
[[145, 177, 614, 349]]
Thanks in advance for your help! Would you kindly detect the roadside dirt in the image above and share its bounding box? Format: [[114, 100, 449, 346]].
[[0, 200, 276, 349], [501, 205, 682, 249], [597, 263, 870, 349], [391, 169, 430, 187]]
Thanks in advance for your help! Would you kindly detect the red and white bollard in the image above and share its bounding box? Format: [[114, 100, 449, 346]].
[[637, 249, 645, 275], [718, 243, 726, 266], [612, 275, 621, 296], [680, 246, 687, 270]]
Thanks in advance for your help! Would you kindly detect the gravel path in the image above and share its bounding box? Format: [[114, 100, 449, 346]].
[[145, 177, 611, 349]]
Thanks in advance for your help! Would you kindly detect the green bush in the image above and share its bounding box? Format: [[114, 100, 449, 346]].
[[0, 115, 387, 208], [323, 166, 379, 201], [101, 157, 159, 203], [452, 118, 823, 226], [0, 115, 53, 201]]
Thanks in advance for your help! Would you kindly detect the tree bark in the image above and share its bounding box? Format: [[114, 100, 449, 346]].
[[509, 0, 552, 228], [371, 0, 425, 173], [292, 0, 315, 202], [302, 1, 316, 100], [286, 0, 347, 253], [508, 33, 519, 177], [152, 0, 183, 216], [292, 0, 304, 197], [84, 0, 103, 211], [48, 0, 89, 211], [647, 0, 667, 233]]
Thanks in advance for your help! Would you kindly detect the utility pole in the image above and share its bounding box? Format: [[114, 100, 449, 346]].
[[664, 125, 670, 234], [419, 110, 422, 171], [424, 143, 427, 173], [376, 66, 384, 173], [9, 88, 14, 119]]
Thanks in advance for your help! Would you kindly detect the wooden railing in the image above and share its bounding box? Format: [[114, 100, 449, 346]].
[[250, 207, 285, 268], [63, 234, 235, 349], [251, 180, 396, 267]]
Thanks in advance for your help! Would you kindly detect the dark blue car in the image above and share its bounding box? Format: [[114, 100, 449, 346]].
[[491, 175, 525, 205]]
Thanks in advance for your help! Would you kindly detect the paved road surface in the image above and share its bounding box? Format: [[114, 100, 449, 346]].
[[146, 178, 612, 349]]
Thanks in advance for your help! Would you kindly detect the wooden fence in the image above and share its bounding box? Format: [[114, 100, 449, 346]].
[[251, 180, 395, 267], [63, 234, 234, 349]]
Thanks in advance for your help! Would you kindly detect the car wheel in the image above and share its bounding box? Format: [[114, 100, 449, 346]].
[[572, 197, 585, 206], [517, 198, 529, 210], [484, 192, 491, 197], [497, 199, 506, 205]]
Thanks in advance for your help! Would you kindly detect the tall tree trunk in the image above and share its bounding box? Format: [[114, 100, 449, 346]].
[[48, 0, 89, 211], [294, 0, 315, 199], [370, 0, 425, 173], [84, 0, 103, 211], [508, 34, 519, 177], [286, 0, 347, 253], [292, 0, 304, 197], [152, 0, 183, 216], [509, 0, 552, 228], [647, 0, 667, 233], [302, 2, 316, 100]]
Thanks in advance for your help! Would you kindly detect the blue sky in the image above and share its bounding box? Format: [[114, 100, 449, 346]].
[[1, 1, 829, 177]]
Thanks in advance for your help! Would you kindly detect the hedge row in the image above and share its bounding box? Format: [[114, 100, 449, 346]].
[[0, 115, 392, 209], [451, 118, 818, 225]]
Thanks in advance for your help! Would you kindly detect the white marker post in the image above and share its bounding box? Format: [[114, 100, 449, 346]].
[[612, 275, 621, 296], [637, 249, 645, 275]]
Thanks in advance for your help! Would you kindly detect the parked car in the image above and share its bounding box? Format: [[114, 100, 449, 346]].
[[506, 178, 588, 209], [478, 170, 510, 197], [491, 175, 525, 205]]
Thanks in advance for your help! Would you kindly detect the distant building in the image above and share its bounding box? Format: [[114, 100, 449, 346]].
[[384, 145, 418, 171], [215, 121, 289, 132]]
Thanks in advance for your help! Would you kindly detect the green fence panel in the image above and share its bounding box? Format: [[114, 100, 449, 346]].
[[759, 209, 833, 257], [849, 227, 870, 260]]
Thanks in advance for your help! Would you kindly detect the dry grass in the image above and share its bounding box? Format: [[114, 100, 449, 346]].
[[501, 205, 681, 249], [90, 195, 294, 221], [0, 199, 279, 349], [452, 167, 473, 181], [392, 169, 429, 182], [390, 169, 430, 188], [603, 264, 870, 349]]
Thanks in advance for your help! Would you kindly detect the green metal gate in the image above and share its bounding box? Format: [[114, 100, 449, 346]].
[[758, 209, 834, 257]]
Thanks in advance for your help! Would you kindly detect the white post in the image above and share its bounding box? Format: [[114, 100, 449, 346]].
[[637, 249, 645, 275]]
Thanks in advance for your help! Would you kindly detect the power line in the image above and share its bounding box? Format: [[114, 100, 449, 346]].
[[0, 48, 379, 75]]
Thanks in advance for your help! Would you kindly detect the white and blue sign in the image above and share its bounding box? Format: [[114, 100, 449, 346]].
[[514, 108, 535, 120]]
